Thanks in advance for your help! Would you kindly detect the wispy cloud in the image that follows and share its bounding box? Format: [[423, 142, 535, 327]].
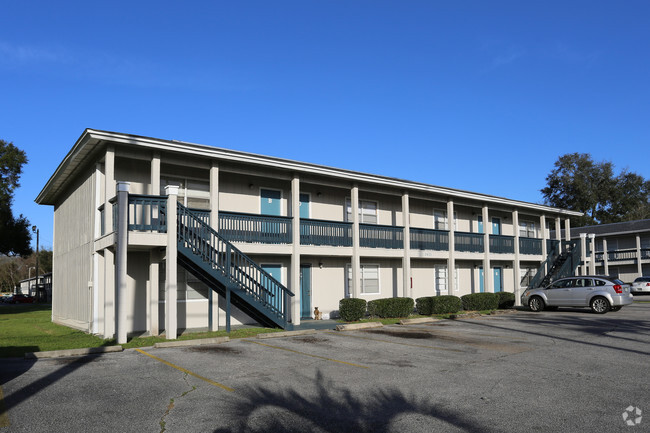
[[0, 41, 69, 63], [490, 47, 526, 69], [554, 42, 599, 67]]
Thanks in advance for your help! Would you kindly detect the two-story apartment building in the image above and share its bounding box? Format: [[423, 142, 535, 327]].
[[558, 220, 650, 282], [36, 129, 581, 342]]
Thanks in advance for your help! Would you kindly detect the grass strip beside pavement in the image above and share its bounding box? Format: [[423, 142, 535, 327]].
[[0, 305, 282, 358]]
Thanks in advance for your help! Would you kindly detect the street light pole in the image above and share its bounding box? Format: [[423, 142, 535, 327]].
[[32, 226, 39, 299]]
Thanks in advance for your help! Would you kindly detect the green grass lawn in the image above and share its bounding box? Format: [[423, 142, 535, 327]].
[[0, 305, 281, 358]]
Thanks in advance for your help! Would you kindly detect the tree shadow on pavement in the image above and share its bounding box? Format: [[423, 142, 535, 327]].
[[214, 370, 486, 433]]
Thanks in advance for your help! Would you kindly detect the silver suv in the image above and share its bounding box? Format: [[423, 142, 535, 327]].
[[522, 275, 633, 314]]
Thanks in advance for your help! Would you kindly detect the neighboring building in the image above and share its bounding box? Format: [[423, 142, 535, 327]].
[[36, 129, 581, 341], [557, 220, 650, 283], [18, 273, 52, 302]]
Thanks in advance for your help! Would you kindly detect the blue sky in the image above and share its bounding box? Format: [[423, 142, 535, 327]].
[[2, 1, 649, 250]]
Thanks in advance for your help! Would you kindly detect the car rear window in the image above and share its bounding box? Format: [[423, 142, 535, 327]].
[[595, 279, 606, 286], [612, 279, 625, 285], [635, 277, 650, 282]]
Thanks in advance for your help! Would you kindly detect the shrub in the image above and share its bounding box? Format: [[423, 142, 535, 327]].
[[496, 291, 515, 309], [338, 298, 367, 322], [461, 293, 499, 311], [415, 297, 433, 315], [367, 297, 415, 318], [431, 295, 462, 314]]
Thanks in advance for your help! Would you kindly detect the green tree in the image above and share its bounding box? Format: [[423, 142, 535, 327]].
[[542, 153, 650, 225], [0, 139, 31, 256]]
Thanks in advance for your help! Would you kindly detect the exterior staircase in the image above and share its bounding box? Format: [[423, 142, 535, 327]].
[[176, 203, 294, 330], [528, 240, 582, 289]]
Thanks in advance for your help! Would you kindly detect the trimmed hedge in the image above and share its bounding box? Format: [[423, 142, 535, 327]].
[[339, 298, 367, 322], [496, 291, 515, 309], [431, 295, 462, 314], [367, 297, 414, 318], [416, 296, 462, 315], [415, 297, 433, 315], [461, 293, 499, 311]]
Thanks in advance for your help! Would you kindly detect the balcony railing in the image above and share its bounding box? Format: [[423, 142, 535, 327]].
[[455, 232, 483, 253], [520, 237, 542, 255], [595, 249, 642, 262], [219, 211, 292, 244], [490, 235, 514, 254], [360, 224, 404, 249], [127, 195, 168, 232], [410, 228, 449, 251], [300, 219, 352, 247]]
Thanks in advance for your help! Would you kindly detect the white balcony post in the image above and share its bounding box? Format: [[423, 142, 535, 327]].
[[291, 174, 301, 325], [165, 185, 179, 340], [402, 192, 411, 298], [580, 233, 587, 275], [564, 218, 571, 242], [447, 200, 456, 295], [603, 238, 610, 275], [636, 235, 643, 276], [209, 162, 220, 331], [115, 181, 130, 345], [351, 185, 360, 298], [589, 233, 596, 275], [555, 217, 562, 242], [513, 210, 521, 306], [482, 205, 491, 292]]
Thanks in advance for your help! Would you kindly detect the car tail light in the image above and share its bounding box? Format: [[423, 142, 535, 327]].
[[613, 285, 623, 293], [646, 283, 650, 287]]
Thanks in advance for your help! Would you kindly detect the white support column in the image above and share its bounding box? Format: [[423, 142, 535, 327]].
[[351, 185, 360, 298], [402, 192, 411, 298], [105, 145, 115, 232], [589, 233, 596, 275], [165, 185, 179, 340], [482, 205, 491, 292], [115, 181, 130, 345], [149, 250, 160, 336], [208, 162, 220, 331], [291, 174, 301, 325], [603, 238, 609, 275], [447, 200, 456, 294], [513, 210, 521, 306], [151, 152, 160, 195], [580, 233, 587, 275], [555, 217, 562, 242], [564, 218, 571, 242], [540, 215, 547, 262], [636, 235, 643, 276], [103, 248, 114, 339]]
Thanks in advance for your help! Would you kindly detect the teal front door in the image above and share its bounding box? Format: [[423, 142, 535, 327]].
[[299, 193, 310, 218], [479, 267, 484, 293], [478, 216, 483, 234], [261, 264, 282, 312], [493, 267, 502, 292], [492, 218, 501, 235], [300, 265, 311, 319], [261, 189, 281, 215]]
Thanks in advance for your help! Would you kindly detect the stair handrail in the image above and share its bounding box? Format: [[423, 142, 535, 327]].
[[528, 241, 561, 288], [176, 203, 294, 323], [553, 240, 582, 280]]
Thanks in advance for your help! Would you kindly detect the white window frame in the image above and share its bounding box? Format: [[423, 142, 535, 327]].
[[433, 210, 448, 230], [519, 221, 536, 238], [161, 176, 210, 209], [346, 264, 381, 295], [345, 198, 378, 224]]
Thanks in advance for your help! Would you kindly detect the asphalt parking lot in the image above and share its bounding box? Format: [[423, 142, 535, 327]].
[[2, 302, 649, 433]]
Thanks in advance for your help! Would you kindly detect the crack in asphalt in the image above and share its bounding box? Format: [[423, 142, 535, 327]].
[[159, 373, 197, 433]]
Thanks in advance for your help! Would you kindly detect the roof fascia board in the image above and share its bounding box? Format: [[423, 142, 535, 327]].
[[52, 129, 582, 216]]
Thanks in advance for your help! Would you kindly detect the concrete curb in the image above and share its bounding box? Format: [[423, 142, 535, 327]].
[[400, 317, 440, 325], [336, 322, 383, 331], [256, 329, 319, 339], [25, 345, 123, 359], [154, 336, 229, 348]]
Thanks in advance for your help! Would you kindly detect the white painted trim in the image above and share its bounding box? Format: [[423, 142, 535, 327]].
[[37, 129, 582, 217]]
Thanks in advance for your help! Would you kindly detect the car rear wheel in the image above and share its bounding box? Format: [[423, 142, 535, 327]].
[[528, 296, 544, 312], [590, 297, 610, 314]]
